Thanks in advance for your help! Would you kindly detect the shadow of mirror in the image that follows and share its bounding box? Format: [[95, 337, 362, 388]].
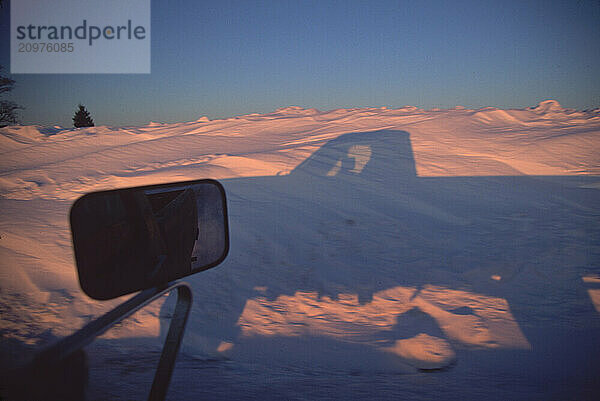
[[70, 179, 229, 300]]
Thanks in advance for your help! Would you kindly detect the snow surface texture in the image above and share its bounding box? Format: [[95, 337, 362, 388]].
[[1, 100, 600, 400]]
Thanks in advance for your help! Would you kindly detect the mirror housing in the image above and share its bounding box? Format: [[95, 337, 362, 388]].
[[70, 179, 229, 300]]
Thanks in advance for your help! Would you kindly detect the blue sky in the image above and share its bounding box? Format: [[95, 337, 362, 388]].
[[1, 0, 599, 127]]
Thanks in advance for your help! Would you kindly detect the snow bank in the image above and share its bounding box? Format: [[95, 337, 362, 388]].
[[1, 101, 599, 397], [0, 100, 598, 202]]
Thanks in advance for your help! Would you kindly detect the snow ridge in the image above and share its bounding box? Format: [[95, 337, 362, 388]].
[[1, 101, 599, 398]]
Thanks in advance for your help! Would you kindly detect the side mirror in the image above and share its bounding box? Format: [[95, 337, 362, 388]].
[[70, 179, 229, 300]]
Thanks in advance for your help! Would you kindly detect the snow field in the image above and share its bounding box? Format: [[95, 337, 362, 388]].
[[1, 100, 599, 399]]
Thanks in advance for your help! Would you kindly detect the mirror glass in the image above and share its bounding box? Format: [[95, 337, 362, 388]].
[[70, 179, 229, 300]]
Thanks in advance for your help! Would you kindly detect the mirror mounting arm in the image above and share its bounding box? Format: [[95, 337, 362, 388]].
[[14, 281, 193, 401], [148, 282, 192, 401]]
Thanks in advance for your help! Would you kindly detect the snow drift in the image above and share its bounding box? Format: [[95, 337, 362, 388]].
[[1, 101, 599, 399]]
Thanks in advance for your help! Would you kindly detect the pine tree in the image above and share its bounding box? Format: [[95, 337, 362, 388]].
[[0, 65, 23, 127], [73, 104, 94, 128]]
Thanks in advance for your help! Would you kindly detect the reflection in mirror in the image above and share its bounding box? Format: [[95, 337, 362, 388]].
[[70, 179, 228, 300]]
